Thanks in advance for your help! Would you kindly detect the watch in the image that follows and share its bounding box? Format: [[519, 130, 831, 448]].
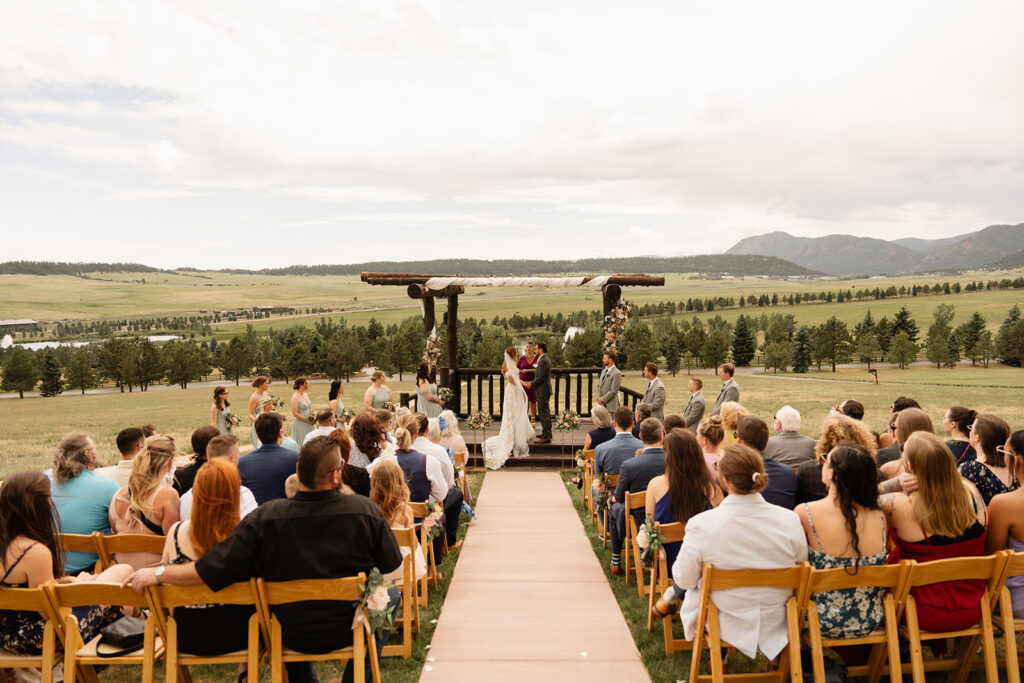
[[155, 565, 165, 586]]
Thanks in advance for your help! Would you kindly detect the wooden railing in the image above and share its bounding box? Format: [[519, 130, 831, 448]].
[[449, 367, 642, 419]]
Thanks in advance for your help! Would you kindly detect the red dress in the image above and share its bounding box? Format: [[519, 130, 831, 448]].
[[517, 355, 538, 404]]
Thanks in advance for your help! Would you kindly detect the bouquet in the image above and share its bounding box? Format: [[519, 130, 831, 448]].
[[423, 502, 445, 542], [358, 568, 396, 638], [436, 387, 454, 405], [339, 408, 355, 422], [267, 395, 285, 410], [465, 410, 492, 430], [592, 472, 611, 512], [555, 410, 581, 430], [224, 412, 241, 429], [382, 400, 395, 412], [602, 300, 633, 353], [637, 515, 665, 569]]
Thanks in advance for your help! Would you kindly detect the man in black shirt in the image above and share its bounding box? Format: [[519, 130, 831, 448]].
[[124, 435, 402, 682]]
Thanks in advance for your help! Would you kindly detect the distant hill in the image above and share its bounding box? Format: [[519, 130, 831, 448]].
[[985, 248, 1024, 271], [726, 222, 1024, 276], [1, 255, 819, 279]]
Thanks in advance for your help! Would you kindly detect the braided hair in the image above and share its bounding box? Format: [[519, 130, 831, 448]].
[[826, 442, 880, 573]]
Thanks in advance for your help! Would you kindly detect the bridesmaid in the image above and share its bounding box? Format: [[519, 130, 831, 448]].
[[364, 370, 392, 411], [329, 380, 347, 424], [415, 363, 443, 418], [248, 377, 270, 447], [290, 377, 315, 445], [518, 341, 539, 420], [211, 386, 232, 434]]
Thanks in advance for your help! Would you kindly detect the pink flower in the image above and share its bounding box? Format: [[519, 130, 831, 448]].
[[636, 527, 649, 550], [367, 585, 390, 611]]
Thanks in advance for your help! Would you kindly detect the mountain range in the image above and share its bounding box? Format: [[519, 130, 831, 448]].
[[726, 222, 1024, 276]]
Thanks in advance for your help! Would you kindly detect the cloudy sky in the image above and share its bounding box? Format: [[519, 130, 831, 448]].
[[1, 1, 1022, 269]]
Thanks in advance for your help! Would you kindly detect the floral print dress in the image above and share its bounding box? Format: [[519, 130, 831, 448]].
[[803, 504, 888, 639]]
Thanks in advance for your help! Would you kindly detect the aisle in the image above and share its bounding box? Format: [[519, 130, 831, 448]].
[[422, 471, 649, 682]]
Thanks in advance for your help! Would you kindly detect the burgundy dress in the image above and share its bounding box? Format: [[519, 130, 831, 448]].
[[518, 355, 538, 404]]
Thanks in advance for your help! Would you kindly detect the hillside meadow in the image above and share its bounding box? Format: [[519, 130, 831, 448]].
[[3, 364, 1022, 480]]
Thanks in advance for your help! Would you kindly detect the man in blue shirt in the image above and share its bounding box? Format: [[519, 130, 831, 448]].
[[608, 417, 665, 575], [238, 412, 299, 505]]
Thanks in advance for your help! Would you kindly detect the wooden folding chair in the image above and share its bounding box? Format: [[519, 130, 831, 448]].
[[645, 523, 694, 659], [46, 580, 164, 683], [147, 579, 265, 682], [992, 549, 1023, 683], [257, 575, 380, 683], [580, 448, 595, 518], [596, 474, 619, 548], [623, 488, 649, 596], [688, 562, 811, 683], [0, 584, 61, 683], [409, 501, 440, 591], [801, 562, 911, 682], [94, 533, 167, 570], [381, 527, 417, 659], [58, 533, 105, 573], [453, 451, 472, 503], [897, 553, 1008, 683]]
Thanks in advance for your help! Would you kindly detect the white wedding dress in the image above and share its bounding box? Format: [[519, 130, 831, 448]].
[[483, 353, 534, 470]]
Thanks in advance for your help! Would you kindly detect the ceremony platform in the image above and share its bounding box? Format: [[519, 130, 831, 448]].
[[422, 470, 648, 682], [459, 419, 592, 468]]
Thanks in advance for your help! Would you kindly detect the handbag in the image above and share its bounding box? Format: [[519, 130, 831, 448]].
[[96, 615, 147, 657]]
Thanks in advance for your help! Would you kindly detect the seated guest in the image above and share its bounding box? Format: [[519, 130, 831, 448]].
[[179, 435, 257, 521], [943, 406, 977, 465], [109, 434, 181, 568], [593, 406, 643, 501], [0, 472, 131, 656], [737, 416, 797, 510], [395, 415, 448, 569], [763, 406, 816, 467], [438, 409, 467, 458], [797, 415, 876, 504], [238, 412, 299, 505], [124, 435, 403, 683], [330, 430, 371, 497], [173, 425, 220, 495], [585, 405, 616, 450], [631, 403, 653, 439], [960, 412, 1015, 505], [370, 460, 427, 583], [719, 401, 749, 445], [647, 429, 724, 619], [95, 426, 146, 488], [835, 399, 865, 421], [303, 409, 339, 444], [412, 413, 464, 551], [161, 459, 254, 658], [663, 414, 687, 433], [256, 399, 302, 452], [609, 418, 666, 575], [878, 408, 935, 478], [883, 432, 987, 633], [50, 432, 121, 574], [375, 409, 397, 445], [985, 430, 1024, 616], [879, 396, 921, 449], [797, 443, 887, 638], [672, 444, 808, 663], [697, 415, 726, 478], [351, 413, 388, 468]]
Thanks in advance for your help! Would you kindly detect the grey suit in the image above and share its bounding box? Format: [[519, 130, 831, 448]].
[[597, 364, 622, 413], [642, 377, 666, 423], [594, 431, 643, 477], [683, 390, 706, 432], [533, 353, 552, 439], [762, 431, 817, 467], [712, 378, 740, 415]]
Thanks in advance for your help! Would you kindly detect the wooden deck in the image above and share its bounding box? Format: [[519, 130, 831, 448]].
[[459, 418, 593, 468]]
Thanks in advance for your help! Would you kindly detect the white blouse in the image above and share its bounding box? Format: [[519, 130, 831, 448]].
[[671, 492, 808, 659]]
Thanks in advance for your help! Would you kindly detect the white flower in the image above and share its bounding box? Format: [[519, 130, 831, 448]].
[[636, 527, 649, 550], [367, 585, 390, 611]]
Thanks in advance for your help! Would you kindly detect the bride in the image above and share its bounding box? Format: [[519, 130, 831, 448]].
[[484, 347, 534, 470]]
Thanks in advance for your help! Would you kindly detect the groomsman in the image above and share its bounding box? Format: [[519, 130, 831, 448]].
[[711, 363, 740, 415], [596, 351, 622, 413], [641, 363, 666, 422], [683, 378, 705, 432]]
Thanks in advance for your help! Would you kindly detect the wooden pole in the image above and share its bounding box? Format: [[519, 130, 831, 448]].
[[446, 294, 459, 409], [421, 297, 435, 335], [602, 283, 622, 318]]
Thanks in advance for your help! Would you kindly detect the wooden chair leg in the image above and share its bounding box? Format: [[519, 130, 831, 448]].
[[878, 595, 901, 683], [271, 619, 284, 683], [806, 608, 825, 683], [979, 598, 999, 683], [40, 621, 55, 683], [1000, 588, 1021, 683], [646, 562, 658, 632], [623, 515, 633, 585], [785, 598, 802, 683], [905, 597, 926, 683]]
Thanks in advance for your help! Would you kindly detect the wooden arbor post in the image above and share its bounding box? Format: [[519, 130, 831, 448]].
[[602, 283, 622, 318], [406, 284, 464, 409]]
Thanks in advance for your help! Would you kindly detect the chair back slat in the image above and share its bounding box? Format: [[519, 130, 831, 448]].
[[706, 564, 808, 591], [99, 533, 166, 557], [624, 489, 646, 513], [581, 449, 595, 462], [654, 521, 685, 544], [391, 526, 416, 550], [808, 563, 905, 593], [48, 581, 152, 609], [604, 474, 619, 488], [409, 501, 430, 517], [58, 533, 102, 555], [0, 584, 52, 612], [260, 575, 365, 605], [1004, 550, 1024, 577], [908, 554, 1001, 586], [151, 580, 259, 609]]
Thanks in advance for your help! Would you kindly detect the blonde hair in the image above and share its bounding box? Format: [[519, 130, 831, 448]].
[[127, 434, 178, 518], [894, 408, 934, 446], [719, 401, 749, 431], [904, 431, 976, 538], [591, 405, 612, 429], [815, 415, 877, 462], [52, 431, 94, 483], [439, 410, 460, 437], [370, 460, 411, 526], [371, 370, 386, 382], [697, 415, 725, 447], [395, 413, 418, 451]]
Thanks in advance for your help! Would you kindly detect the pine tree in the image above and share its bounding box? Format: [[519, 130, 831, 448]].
[[955, 312, 987, 365], [886, 331, 919, 369], [996, 304, 1024, 367], [38, 350, 64, 397], [925, 304, 955, 369], [854, 333, 883, 371], [731, 315, 756, 366], [892, 306, 920, 342], [65, 347, 97, 394], [1, 347, 39, 398], [945, 332, 960, 368], [790, 326, 812, 373]]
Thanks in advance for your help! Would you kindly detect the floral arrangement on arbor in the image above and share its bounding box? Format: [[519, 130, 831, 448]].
[[636, 515, 665, 569], [358, 568, 396, 637], [423, 332, 443, 366], [602, 300, 633, 353], [436, 387, 454, 405]]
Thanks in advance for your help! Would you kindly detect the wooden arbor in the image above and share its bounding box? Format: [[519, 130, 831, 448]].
[[360, 272, 665, 416]]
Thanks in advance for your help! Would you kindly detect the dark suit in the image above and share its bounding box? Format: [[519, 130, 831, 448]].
[[533, 353, 552, 439], [761, 455, 798, 510], [610, 446, 666, 555], [238, 442, 299, 505], [683, 391, 705, 433]]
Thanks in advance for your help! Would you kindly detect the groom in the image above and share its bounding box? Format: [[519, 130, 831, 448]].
[[531, 342, 552, 444]]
